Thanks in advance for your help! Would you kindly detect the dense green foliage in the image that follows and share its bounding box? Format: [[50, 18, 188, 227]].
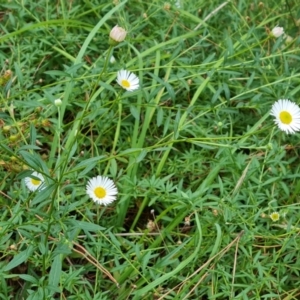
[[0, 0, 300, 299]]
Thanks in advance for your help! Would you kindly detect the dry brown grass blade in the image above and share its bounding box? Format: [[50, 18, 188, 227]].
[[158, 230, 244, 300], [36, 214, 120, 288], [72, 241, 119, 287], [194, 1, 230, 31], [232, 157, 253, 196], [231, 230, 243, 298]]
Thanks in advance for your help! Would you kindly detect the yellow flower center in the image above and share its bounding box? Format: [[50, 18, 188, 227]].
[[279, 111, 292, 124], [121, 79, 130, 88], [94, 187, 106, 199], [31, 178, 41, 186]]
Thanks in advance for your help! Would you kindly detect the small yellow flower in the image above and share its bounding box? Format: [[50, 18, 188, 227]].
[[270, 212, 280, 222]]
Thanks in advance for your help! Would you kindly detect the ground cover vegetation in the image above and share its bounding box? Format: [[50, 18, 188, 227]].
[[0, 0, 300, 299]]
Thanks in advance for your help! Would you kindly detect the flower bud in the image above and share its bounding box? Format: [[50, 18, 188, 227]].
[[109, 55, 116, 64], [3, 125, 11, 132], [54, 98, 62, 107], [109, 25, 127, 46], [9, 244, 17, 250], [285, 35, 293, 44], [41, 119, 51, 127], [164, 2, 171, 10], [0, 70, 12, 86], [271, 26, 284, 38], [9, 135, 18, 142]]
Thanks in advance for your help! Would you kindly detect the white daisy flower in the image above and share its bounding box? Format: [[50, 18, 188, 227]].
[[116, 70, 139, 91], [24, 171, 45, 192], [86, 176, 118, 205], [270, 99, 300, 134]]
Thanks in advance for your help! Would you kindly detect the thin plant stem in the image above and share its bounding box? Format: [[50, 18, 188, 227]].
[[259, 126, 275, 184], [93, 45, 114, 91], [104, 94, 122, 175], [56, 105, 61, 209]]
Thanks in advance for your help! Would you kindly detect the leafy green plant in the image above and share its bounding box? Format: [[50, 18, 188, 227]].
[[1, 0, 300, 299]]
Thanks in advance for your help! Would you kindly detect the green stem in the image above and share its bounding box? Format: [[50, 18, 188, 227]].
[[58, 44, 115, 183], [116, 57, 172, 227], [93, 45, 114, 91], [56, 106, 61, 209], [259, 126, 275, 184], [156, 59, 224, 177], [104, 95, 122, 175]]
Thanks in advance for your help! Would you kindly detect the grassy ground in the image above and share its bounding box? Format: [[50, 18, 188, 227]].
[[1, 0, 300, 299]]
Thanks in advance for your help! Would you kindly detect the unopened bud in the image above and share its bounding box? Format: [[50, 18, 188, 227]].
[[271, 26, 284, 38], [109, 25, 127, 46], [3, 125, 11, 132], [54, 98, 62, 107]]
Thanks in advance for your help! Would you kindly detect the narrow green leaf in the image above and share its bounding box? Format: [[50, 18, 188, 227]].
[[0, 143, 16, 157], [136, 149, 148, 163], [18, 274, 38, 284], [32, 184, 56, 206], [109, 158, 118, 177], [130, 105, 140, 120], [72, 155, 106, 172], [210, 223, 222, 258], [29, 123, 37, 146], [72, 221, 105, 232], [3, 245, 34, 272], [134, 212, 202, 297], [43, 70, 70, 77], [19, 151, 43, 170], [49, 254, 62, 289]]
